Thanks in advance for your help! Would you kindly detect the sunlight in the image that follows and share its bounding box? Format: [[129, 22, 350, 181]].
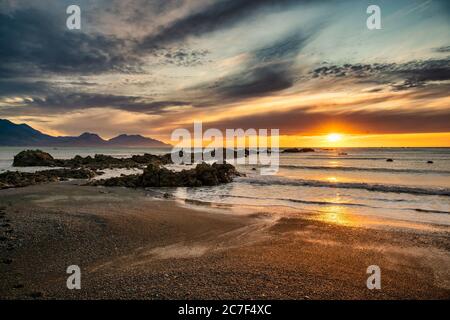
[[327, 133, 343, 143]]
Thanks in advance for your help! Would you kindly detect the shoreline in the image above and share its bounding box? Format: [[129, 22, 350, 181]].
[[0, 183, 449, 299]]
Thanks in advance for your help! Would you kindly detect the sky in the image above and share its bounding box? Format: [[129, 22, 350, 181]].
[[0, 0, 449, 147]]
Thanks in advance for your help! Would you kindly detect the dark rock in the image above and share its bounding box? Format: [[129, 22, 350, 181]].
[[386, 159, 394, 162], [427, 161, 434, 164], [90, 163, 240, 188], [0, 168, 96, 189], [2, 258, 13, 264], [13, 284, 24, 289], [13, 150, 174, 170], [282, 148, 315, 153], [13, 150, 56, 166]]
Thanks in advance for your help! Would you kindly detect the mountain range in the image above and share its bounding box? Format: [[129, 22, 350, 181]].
[[0, 119, 171, 147]]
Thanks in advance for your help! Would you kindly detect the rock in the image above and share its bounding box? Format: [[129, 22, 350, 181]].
[[427, 161, 434, 164], [13, 150, 174, 170], [90, 163, 240, 188], [2, 258, 13, 264], [252, 167, 257, 171], [282, 148, 315, 153], [0, 168, 96, 189], [13, 150, 56, 167], [386, 159, 394, 162]]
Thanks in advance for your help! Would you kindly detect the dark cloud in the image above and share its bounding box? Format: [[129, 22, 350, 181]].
[[0, 80, 51, 95], [139, 0, 309, 49], [0, 8, 142, 77], [218, 62, 294, 98], [434, 45, 450, 53], [0, 90, 191, 116], [155, 48, 210, 67], [27, 93, 190, 114], [195, 31, 313, 101], [204, 104, 450, 135], [311, 58, 450, 90]]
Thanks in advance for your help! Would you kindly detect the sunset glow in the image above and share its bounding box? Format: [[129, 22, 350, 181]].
[[326, 134, 343, 143], [0, 0, 449, 146]]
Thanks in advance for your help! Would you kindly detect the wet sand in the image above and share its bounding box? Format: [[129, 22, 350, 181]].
[[0, 182, 449, 299]]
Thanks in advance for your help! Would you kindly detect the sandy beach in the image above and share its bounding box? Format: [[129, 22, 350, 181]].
[[0, 182, 449, 300]]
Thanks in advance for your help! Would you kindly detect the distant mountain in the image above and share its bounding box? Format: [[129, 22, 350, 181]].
[[0, 119, 171, 147], [108, 134, 168, 147]]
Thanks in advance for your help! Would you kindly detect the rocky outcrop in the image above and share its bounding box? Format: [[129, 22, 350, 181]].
[[0, 169, 96, 189], [13, 150, 57, 167], [90, 163, 241, 188], [282, 148, 315, 153], [13, 150, 173, 169]]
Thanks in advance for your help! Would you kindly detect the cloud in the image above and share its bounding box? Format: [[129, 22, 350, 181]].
[[0, 90, 191, 116], [0, 80, 51, 95], [434, 45, 450, 53], [0, 8, 142, 77], [311, 58, 450, 90], [204, 104, 450, 135], [35, 94, 190, 114], [154, 48, 210, 67], [138, 0, 307, 49], [190, 31, 313, 101]]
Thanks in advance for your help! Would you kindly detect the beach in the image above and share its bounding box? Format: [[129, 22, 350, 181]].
[[1, 181, 449, 299]]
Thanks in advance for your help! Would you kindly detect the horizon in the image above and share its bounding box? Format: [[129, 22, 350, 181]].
[[1, 1, 449, 147], [2, 118, 450, 148], [0, 119, 450, 149]]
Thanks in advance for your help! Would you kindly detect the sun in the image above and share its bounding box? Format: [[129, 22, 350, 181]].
[[327, 133, 343, 143]]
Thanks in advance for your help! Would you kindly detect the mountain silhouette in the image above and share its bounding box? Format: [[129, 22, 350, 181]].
[[0, 119, 171, 147]]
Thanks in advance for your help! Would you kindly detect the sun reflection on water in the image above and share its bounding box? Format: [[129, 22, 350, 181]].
[[320, 205, 355, 226]]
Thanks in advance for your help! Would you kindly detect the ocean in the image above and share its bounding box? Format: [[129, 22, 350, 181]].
[[1, 147, 449, 227]]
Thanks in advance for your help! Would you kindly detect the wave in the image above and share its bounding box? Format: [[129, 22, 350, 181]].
[[172, 192, 450, 215], [238, 177, 450, 196], [280, 156, 450, 161], [227, 195, 450, 214], [220, 193, 370, 208], [412, 208, 450, 214], [278, 165, 450, 175]]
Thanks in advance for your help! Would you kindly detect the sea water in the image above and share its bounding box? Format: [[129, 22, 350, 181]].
[[1, 147, 449, 227]]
